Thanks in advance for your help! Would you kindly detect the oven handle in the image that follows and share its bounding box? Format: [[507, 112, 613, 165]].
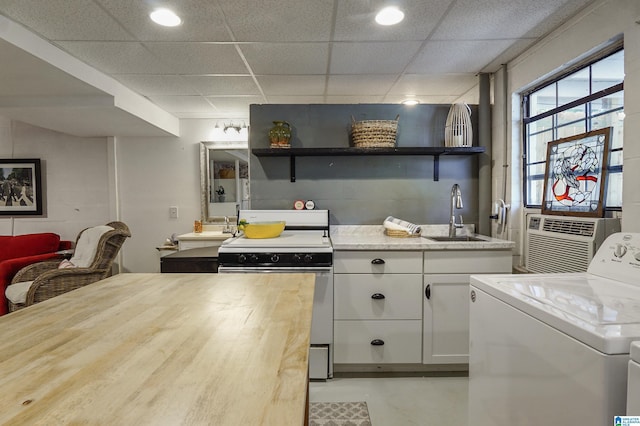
[[218, 266, 333, 274]]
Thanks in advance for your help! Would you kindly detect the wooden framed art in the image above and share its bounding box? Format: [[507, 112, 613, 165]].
[[0, 159, 43, 216], [541, 128, 611, 217]]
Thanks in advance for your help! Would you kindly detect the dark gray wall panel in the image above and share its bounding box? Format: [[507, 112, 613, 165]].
[[249, 104, 480, 226]]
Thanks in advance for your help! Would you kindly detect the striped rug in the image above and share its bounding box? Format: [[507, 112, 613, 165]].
[[309, 401, 372, 426]]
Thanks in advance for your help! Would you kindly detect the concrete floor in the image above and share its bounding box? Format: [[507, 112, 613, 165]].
[[309, 376, 468, 425]]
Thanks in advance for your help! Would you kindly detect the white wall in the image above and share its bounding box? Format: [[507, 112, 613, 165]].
[[116, 120, 216, 272], [493, 0, 640, 266], [0, 117, 112, 240], [0, 116, 211, 273]]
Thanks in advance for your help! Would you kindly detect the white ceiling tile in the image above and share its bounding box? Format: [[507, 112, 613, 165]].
[[241, 43, 330, 74], [142, 43, 249, 74], [382, 94, 459, 104], [183, 76, 261, 96], [111, 75, 199, 96], [56, 41, 172, 74], [334, 0, 452, 41], [256, 76, 327, 96], [217, 0, 334, 42], [205, 96, 263, 114], [330, 42, 423, 74], [327, 75, 397, 95], [96, 0, 231, 42], [267, 96, 326, 104], [407, 40, 515, 74], [0, 0, 596, 127], [389, 74, 479, 96], [147, 95, 217, 115], [0, 0, 134, 40], [431, 0, 592, 40], [324, 95, 385, 104]]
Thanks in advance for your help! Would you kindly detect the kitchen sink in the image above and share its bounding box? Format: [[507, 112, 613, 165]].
[[423, 236, 486, 242]]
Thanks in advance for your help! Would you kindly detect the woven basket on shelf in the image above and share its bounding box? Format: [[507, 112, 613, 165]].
[[384, 229, 421, 238], [351, 115, 399, 148]]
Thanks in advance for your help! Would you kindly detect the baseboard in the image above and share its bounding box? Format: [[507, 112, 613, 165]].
[[333, 363, 468, 377]]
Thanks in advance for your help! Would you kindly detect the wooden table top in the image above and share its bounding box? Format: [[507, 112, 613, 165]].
[[0, 273, 315, 425]]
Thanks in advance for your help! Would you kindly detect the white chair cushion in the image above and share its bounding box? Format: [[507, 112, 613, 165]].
[[70, 225, 114, 268], [5, 281, 34, 305]]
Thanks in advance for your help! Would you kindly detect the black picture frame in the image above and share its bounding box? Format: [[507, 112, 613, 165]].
[[0, 159, 43, 216], [541, 128, 611, 217]]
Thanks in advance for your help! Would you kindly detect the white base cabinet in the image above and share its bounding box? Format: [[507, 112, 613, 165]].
[[423, 274, 471, 364], [423, 250, 512, 364], [333, 248, 513, 368], [333, 250, 422, 364]]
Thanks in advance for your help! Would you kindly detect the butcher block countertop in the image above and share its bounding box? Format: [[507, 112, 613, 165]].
[[0, 273, 315, 425]]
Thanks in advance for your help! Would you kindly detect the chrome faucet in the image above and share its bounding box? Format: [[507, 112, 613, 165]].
[[449, 184, 464, 238]]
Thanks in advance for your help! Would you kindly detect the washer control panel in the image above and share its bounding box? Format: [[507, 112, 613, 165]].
[[588, 233, 640, 283]]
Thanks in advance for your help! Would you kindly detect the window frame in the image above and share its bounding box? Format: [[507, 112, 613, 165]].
[[522, 46, 624, 211]]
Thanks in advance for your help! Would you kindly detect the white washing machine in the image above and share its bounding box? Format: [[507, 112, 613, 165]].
[[629, 341, 640, 415], [469, 232, 640, 426]]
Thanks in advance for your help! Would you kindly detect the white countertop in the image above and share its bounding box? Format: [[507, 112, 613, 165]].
[[177, 231, 234, 241], [330, 225, 515, 250]]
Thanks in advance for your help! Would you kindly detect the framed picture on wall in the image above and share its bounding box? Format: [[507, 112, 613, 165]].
[[0, 159, 43, 216], [541, 128, 611, 217]]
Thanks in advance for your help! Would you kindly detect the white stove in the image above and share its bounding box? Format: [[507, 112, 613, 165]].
[[469, 232, 640, 425], [218, 210, 334, 379]]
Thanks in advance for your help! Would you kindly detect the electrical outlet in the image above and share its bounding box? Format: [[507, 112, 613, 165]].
[[169, 206, 178, 219]]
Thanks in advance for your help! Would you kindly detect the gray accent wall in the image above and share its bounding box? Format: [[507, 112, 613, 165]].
[[249, 104, 480, 226]]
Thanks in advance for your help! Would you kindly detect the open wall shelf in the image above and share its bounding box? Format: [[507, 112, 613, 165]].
[[252, 146, 485, 182]]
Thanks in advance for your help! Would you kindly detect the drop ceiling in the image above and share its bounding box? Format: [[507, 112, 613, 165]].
[[0, 0, 595, 137]]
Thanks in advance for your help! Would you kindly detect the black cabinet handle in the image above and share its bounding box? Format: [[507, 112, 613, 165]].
[[371, 293, 385, 300], [370, 339, 385, 346], [425, 284, 431, 299], [371, 258, 385, 265]]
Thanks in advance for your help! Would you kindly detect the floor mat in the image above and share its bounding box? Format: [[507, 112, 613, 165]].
[[309, 401, 372, 426]]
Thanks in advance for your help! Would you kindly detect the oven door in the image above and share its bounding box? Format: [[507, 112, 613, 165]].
[[218, 266, 333, 379]]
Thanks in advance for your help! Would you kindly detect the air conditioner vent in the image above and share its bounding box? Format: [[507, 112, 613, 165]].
[[542, 218, 595, 237]]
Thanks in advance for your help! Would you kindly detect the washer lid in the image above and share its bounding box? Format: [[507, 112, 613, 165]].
[[471, 273, 640, 354]]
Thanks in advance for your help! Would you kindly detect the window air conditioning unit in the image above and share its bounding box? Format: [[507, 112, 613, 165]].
[[525, 214, 621, 274]]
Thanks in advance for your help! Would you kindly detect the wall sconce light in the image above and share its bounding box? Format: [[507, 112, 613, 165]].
[[211, 121, 248, 141]]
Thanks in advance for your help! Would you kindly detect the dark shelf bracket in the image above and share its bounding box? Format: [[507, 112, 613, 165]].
[[290, 155, 296, 182], [433, 155, 440, 181]]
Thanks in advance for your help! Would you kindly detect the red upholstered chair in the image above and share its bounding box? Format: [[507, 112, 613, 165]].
[[0, 233, 72, 316]]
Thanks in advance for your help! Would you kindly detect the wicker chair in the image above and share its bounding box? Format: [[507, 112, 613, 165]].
[[6, 222, 131, 312]]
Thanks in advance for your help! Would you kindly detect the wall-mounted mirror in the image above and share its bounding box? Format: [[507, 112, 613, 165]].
[[200, 141, 250, 223]]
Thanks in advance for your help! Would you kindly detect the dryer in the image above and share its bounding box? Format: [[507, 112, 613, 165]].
[[469, 232, 640, 426]]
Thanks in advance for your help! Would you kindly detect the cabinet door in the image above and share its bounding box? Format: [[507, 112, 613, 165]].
[[423, 274, 470, 364]]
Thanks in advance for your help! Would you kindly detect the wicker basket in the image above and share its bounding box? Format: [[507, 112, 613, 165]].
[[351, 115, 399, 148], [384, 229, 421, 238]]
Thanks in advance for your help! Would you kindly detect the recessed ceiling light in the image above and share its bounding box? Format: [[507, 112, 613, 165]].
[[402, 99, 420, 105], [375, 6, 404, 26], [150, 9, 182, 27]]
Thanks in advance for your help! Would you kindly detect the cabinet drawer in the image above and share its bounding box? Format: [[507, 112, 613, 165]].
[[424, 250, 512, 274], [334, 320, 422, 364], [334, 274, 422, 320], [334, 251, 422, 274]]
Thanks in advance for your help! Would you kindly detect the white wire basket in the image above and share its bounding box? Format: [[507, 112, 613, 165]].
[[444, 104, 473, 147]]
